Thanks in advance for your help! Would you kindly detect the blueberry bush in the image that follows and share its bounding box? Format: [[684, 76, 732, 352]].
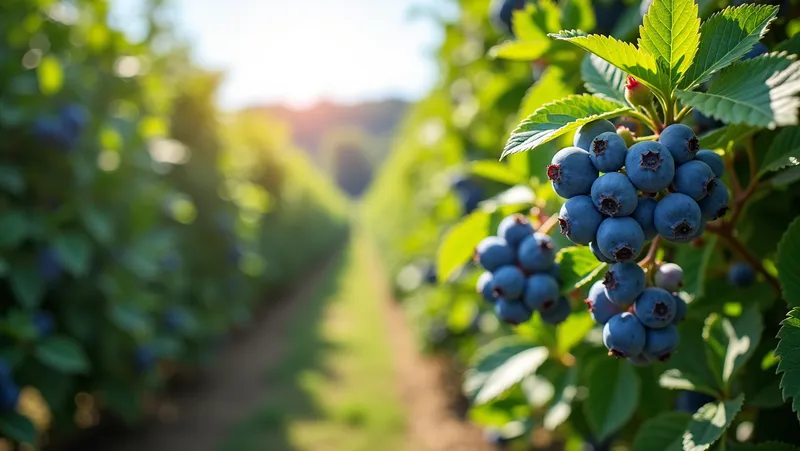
[[366, 0, 800, 447], [0, 0, 348, 446]]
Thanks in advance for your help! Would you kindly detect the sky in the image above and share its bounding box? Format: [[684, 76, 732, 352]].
[[110, 0, 448, 110]]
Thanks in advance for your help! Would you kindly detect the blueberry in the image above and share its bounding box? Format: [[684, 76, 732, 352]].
[[494, 298, 532, 325], [633, 287, 677, 329], [627, 353, 652, 366], [573, 120, 617, 151], [692, 110, 723, 132], [59, 104, 89, 132], [654, 193, 703, 243], [698, 180, 730, 221], [424, 263, 438, 285], [694, 150, 724, 178], [676, 391, 716, 414], [497, 214, 534, 248], [603, 312, 646, 358], [585, 280, 622, 324], [489, 0, 527, 35], [522, 274, 560, 312], [631, 196, 659, 240], [133, 346, 157, 372], [588, 131, 628, 172], [38, 247, 62, 283], [672, 294, 687, 324], [541, 296, 571, 325], [603, 262, 646, 306], [742, 42, 768, 60], [596, 217, 645, 262], [547, 147, 599, 198], [655, 263, 684, 293], [477, 271, 497, 303], [457, 183, 485, 215], [591, 172, 638, 217], [590, 241, 615, 263], [659, 124, 700, 164], [558, 195, 604, 245], [475, 237, 515, 272], [32, 117, 76, 150], [625, 141, 676, 192], [33, 311, 55, 337], [549, 262, 561, 281], [728, 263, 755, 287], [673, 160, 717, 201], [518, 232, 556, 272], [643, 324, 679, 362], [492, 265, 526, 299], [0, 382, 19, 412]]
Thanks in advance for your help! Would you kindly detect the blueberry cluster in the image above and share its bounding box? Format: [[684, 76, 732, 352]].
[[549, 120, 729, 262], [474, 214, 569, 326], [586, 262, 686, 364], [0, 361, 20, 412]]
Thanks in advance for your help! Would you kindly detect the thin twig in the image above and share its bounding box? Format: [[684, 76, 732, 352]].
[[633, 135, 659, 142], [638, 236, 662, 268], [674, 104, 692, 123], [707, 223, 781, 295], [538, 214, 560, 235], [627, 110, 660, 134]]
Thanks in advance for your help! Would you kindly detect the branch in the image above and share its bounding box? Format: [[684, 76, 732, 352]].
[[638, 236, 662, 268], [707, 223, 781, 295], [674, 104, 692, 123]]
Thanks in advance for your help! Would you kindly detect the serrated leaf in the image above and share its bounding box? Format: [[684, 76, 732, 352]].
[[775, 307, 800, 419], [681, 5, 778, 89], [776, 217, 800, 307], [730, 442, 800, 451], [503, 94, 631, 157], [682, 394, 744, 451], [638, 0, 700, 95], [465, 344, 549, 405], [659, 369, 720, 396], [581, 55, 629, 105], [584, 357, 640, 441], [759, 126, 800, 176], [556, 246, 607, 293], [771, 165, 800, 187], [0, 412, 36, 444], [34, 335, 90, 374], [675, 53, 800, 129], [436, 211, 491, 282], [632, 412, 692, 451], [698, 124, 758, 150], [468, 160, 528, 186]]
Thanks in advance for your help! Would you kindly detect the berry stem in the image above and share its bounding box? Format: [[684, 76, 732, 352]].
[[642, 102, 663, 132], [538, 214, 560, 235], [707, 222, 781, 295], [638, 236, 661, 268], [724, 143, 743, 196], [633, 135, 658, 142], [664, 97, 676, 126], [627, 110, 659, 134], [674, 104, 692, 123]]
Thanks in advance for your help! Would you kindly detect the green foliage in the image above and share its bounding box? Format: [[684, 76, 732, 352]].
[[775, 308, 800, 420], [584, 358, 640, 441], [557, 246, 606, 293], [682, 395, 744, 451], [632, 412, 691, 451]]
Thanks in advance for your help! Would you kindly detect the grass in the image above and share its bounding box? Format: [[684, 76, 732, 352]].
[[220, 236, 406, 451]]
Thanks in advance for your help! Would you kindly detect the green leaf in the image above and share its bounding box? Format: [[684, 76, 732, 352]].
[[760, 126, 800, 177], [550, 31, 663, 99], [80, 205, 114, 244], [0, 412, 37, 444], [584, 357, 640, 441], [0, 167, 25, 195], [730, 442, 800, 451], [517, 66, 572, 122], [770, 165, 800, 187], [581, 54, 629, 105], [659, 369, 720, 396], [464, 341, 549, 405], [504, 94, 631, 157], [37, 55, 63, 96], [776, 217, 800, 307], [775, 307, 800, 420], [668, 318, 722, 394], [489, 40, 550, 61], [561, 0, 595, 31], [703, 306, 763, 387], [557, 246, 607, 293], [556, 311, 594, 355], [0, 211, 29, 248], [10, 265, 44, 309], [543, 366, 578, 430], [698, 124, 758, 150], [638, 0, 700, 95], [632, 412, 692, 451], [681, 5, 779, 89], [53, 232, 92, 277], [468, 161, 528, 186], [34, 335, 90, 374], [674, 235, 717, 298], [436, 211, 491, 282], [675, 53, 800, 129], [682, 394, 744, 451]]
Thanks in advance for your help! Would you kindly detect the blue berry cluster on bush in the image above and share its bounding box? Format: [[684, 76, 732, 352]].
[[550, 120, 729, 262], [474, 214, 569, 326]]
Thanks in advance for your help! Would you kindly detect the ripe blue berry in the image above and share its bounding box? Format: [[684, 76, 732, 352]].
[[0, 381, 19, 412], [633, 287, 677, 329], [495, 298, 532, 325], [659, 124, 700, 164], [596, 217, 645, 262], [631, 196, 658, 240], [559, 195, 603, 245], [654, 193, 703, 243], [627, 353, 652, 366], [673, 160, 717, 201], [574, 120, 617, 151], [541, 296, 571, 325], [694, 150, 724, 178], [518, 233, 556, 272], [547, 147, 599, 198], [549, 262, 561, 281], [603, 262, 646, 306], [497, 214, 534, 248], [59, 104, 89, 133], [489, 0, 526, 35], [522, 274, 560, 312], [590, 241, 614, 263], [625, 141, 676, 193], [728, 263, 755, 287], [591, 172, 638, 217], [588, 131, 627, 172], [672, 294, 687, 324], [698, 180, 730, 221], [585, 280, 622, 324], [477, 272, 497, 303], [475, 237, 515, 271], [492, 266, 526, 299], [655, 263, 684, 292], [643, 324, 679, 362], [603, 312, 646, 358]]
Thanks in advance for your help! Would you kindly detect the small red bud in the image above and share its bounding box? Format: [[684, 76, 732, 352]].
[[625, 76, 653, 107]]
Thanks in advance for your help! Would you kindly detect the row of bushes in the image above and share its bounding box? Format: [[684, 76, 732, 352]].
[[0, 0, 349, 446]]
